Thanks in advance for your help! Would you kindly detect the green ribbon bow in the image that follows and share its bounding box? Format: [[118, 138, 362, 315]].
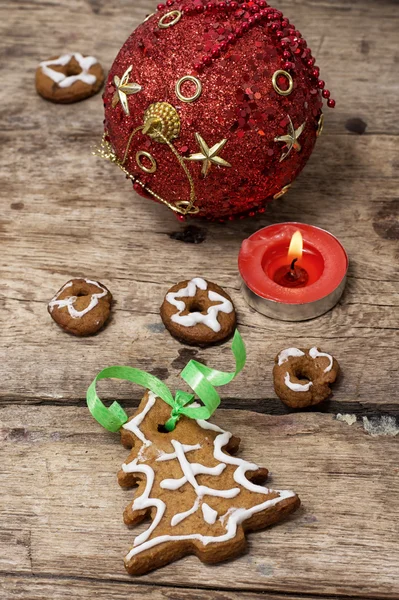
[[86, 330, 246, 432]]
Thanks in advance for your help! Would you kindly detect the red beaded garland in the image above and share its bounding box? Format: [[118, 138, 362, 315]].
[[103, 0, 334, 220]]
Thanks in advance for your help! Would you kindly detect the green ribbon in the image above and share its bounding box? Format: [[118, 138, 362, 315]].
[[86, 330, 246, 433]]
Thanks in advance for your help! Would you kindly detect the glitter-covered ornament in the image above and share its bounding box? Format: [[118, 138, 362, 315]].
[[99, 0, 334, 220]]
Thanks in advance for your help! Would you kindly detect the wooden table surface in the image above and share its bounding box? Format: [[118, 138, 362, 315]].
[[1, 0, 398, 599]]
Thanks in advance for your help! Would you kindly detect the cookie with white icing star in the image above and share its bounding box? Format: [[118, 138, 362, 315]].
[[273, 347, 340, 408], [160, 278, 236, 345], [118, 391, 300, 575], [36, 53, 104, 103]]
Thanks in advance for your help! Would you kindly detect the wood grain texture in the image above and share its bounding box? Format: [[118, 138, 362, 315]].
[[1, 133, 398, 410], [0, 0, 398, 411], [0, 576, 356, 600], [0, 0, 398, 598], [1, 407, 398, 598]]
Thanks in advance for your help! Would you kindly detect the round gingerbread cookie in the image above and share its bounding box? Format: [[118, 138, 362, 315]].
[[48, 278, 112, 336], [36, 53, 104, 103], [273, 347, 340, 408], [160, 278, 236, 346]]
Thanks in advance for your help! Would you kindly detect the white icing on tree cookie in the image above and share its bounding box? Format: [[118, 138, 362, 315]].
[[123, 392, 157, 448], [309, 347, 333, 373], [40, 53, 98, 88], [121, 394, 296, 561], [166, 278, 233, 333], [202, 503, 218, 525], [48, 279, 108, 319], [156, 443, 201, 462]]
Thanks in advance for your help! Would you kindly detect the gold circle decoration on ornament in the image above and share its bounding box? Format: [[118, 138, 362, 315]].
[[175, 75, 202, 103], [273, 184, 292, 200], [136, 151, 157, 174], [158, 10, 182, 29], [272, 70, 294, 96], [143, 102, 181, 143], [175, 200, 200, 215], [317, 113, 324, 137]]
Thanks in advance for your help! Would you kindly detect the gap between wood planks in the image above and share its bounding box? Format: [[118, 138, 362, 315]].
[[0, 571, 394, 600], [2, 395, 398, 421]]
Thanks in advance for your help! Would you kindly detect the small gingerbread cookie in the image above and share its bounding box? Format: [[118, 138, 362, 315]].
[[160, 278, 236, 346], [273, 347, 340, 408], [36, 53, 104, 103], [48, 278, 112, 336], [118, 392, 300, 575]]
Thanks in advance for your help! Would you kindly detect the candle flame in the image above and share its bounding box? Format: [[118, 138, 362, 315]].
[[288, 230, 303, 260]]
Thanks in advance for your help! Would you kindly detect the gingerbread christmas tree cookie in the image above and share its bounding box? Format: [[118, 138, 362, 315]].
[[119, 392, 299, 575], [86, 331, 299, 575]]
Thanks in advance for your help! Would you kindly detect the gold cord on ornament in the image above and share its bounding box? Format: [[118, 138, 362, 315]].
[[317, 113, 324, 137], [93, 103, 198, 215], [122, 125, 144, 164], [155, 129, 198, 214], [273, 184, 291, 200]]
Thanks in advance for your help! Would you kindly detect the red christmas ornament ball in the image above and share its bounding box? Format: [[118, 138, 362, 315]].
[[103, 0, 333, 220]]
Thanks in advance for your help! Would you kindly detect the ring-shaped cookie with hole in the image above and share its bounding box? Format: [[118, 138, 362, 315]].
[[36, 53, 105, 103], [273, 347, 340, 408], [48, 278, 112, 336], [160, 278, 236, 346]]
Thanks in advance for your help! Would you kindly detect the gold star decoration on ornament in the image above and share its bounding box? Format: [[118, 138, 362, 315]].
[[274, 116, 306, 162], [186, 133, 232, 177], [112, 65, 142, 116]]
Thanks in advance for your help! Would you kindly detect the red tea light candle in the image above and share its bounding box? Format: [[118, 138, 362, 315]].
[[238, 223, 348, 321]]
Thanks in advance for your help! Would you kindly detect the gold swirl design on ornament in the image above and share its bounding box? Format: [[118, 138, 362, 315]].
[[175, 201, 200, 215], [158, 10, 182, 29], [273, 184, 291, 200], [155, 128, 197, 213], [175, 75, 202, 103], [272, 70, 294, 96], [136, 151, 157, 174], [122, 125, 145, 164], [93, 111, 197, 216]]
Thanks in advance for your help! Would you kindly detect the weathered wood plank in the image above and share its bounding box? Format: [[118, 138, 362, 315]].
[[1, 407, 398, 598], [0, 0, 398, 135], [1, 298, 399, 416], [1, 1, 398, 599], [1, 0, 398, 409], [0, 575, 356, 600], [1, 128, 398, 408]]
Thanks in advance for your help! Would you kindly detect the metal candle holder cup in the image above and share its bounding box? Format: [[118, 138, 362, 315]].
[[238, 223, 349, 322]]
